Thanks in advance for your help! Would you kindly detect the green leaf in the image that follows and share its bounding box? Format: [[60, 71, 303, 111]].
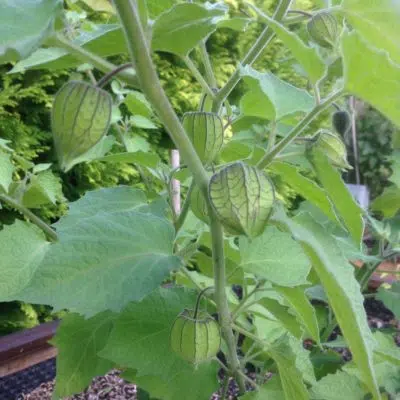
[[0, 0, 62, 64], [239, 225, 310, 287], [14, 188, 180, 316], [0, 149, 14, 192], [124, 363, 219, 400], [249, 6, 325, 84], [22, 170, 65, 208], [376, 282, 400, 320], [240, 376, 284, 399], [10, 25, 127, 72], [310, 370, 366, 400], [100, 287, 219, 395], [389, 151, 400, 187], [80, 0, 115, 13], [310, 150, 364, 246], [97, 151, 160, 169], [130, 115, 158, 129], [51, 312, 115, 397], [371, 186, 400, 218], [270, 161, 337, 222], [218, 17, 251, 32], [275, 286, 320, 344], [240, 66, 315, 121], [342, 30, 400, 128], [341, 0, 400, 64], [0, 221, 49, 299], [124, 91, 153, 118], [374, 331, 400, 366], [220, 141, 253, 163], [152, 3, 227, 56], [272, 208, 380, 399], [267, 335, 310, 399], [147, 0, 182, 18]]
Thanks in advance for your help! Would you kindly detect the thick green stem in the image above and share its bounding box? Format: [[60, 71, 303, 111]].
[[52, 34, 139, 88], [257, 90, 345, 169], [0, 194, 58, 241], [212, 0, 292, 112], [208, 215, 246, 394], [113, 0, 209, 195]]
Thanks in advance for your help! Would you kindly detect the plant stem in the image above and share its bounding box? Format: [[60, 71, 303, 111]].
[[257, 89, 345, 169], [174, 181, 194, 233], [52, 34, 139, 88], [209, 216, 247, 394], [183, 56, 216, 99], [96, 63, 134, 88], [212, 0, 292, 112], [199, 41, 217, 88], [0, 193, 58, 241]]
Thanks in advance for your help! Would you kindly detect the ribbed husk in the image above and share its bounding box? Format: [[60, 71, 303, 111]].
[[208, 161, 275, 238], [190, 185, 210, 224], [307, 11, 338, 48], [170, 309, 221, 364], [51, 80, 112, 171], [182, 112, 223, 165]]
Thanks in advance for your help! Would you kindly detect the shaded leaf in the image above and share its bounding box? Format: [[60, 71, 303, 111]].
[[51, 312, 115, 397], [152, 3, 227, 56], [376, 283, 400, 320], [240, 376, 284, 399], [0, 221, 49, 299], [239, 225, 310, 287], [240, 66, 315, 121], [272, 208, 380, 399], [0, 0, 62, 64], [342, 30, 400, 128], [0, 149, 14, 192], [371, 186, 400, 218]]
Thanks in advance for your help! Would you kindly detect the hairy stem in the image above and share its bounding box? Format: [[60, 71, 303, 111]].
[[199, 41, 217, 88], [183, 56, 216, 98], [96, 63, 134, 88], [174, 181, 194, 233], [52, 34, 139, 88], [0, 193, 58, 241], [212, 0, 292, 112], [257, 90, 345, 169]]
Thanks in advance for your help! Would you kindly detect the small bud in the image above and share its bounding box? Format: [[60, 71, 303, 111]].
[[182, 112, 224, 165], [307, 11, 338, 48], [308, 130, 352, 170], [208, 162, 275, 238]]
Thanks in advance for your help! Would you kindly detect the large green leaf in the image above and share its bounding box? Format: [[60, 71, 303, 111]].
[[0, 0, 62, 64], [376, 283, 400, 320], [99, 287, 219, 398], [341, 0, 400, 64], [124, 364, 219, 400], [240, 376, 285, 399], [342, 30, 400, 128], [249, 5, 325, 84], [272, 208, 380, 399], [239, 66, 315, 121], [0, 221, 49, 299], [10, 25, 127, 73], [51, 312, 115, 397], [270, 161, 337, 222], [239, 225, 310, 287], [310, 370, 366, 400], [0, 149, 14, 192], [152, 3, 227, 56], [267, 335, 310, 399], [311, 150, 364, 246], [275, 286, 320, 344], [12, 188, 180, 316], [371, 186, 400, 218]]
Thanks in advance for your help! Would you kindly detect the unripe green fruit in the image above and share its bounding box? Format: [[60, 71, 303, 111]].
[[170, 309, 221, 364], [190, 185, 209, 224], [332, 110, 351, 136], [52, 80, 112, 172], [208, 162, 275, 238], [182, 112, 223, 165], [307, 11, 338, 48], [308, 130, 352, 170]]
